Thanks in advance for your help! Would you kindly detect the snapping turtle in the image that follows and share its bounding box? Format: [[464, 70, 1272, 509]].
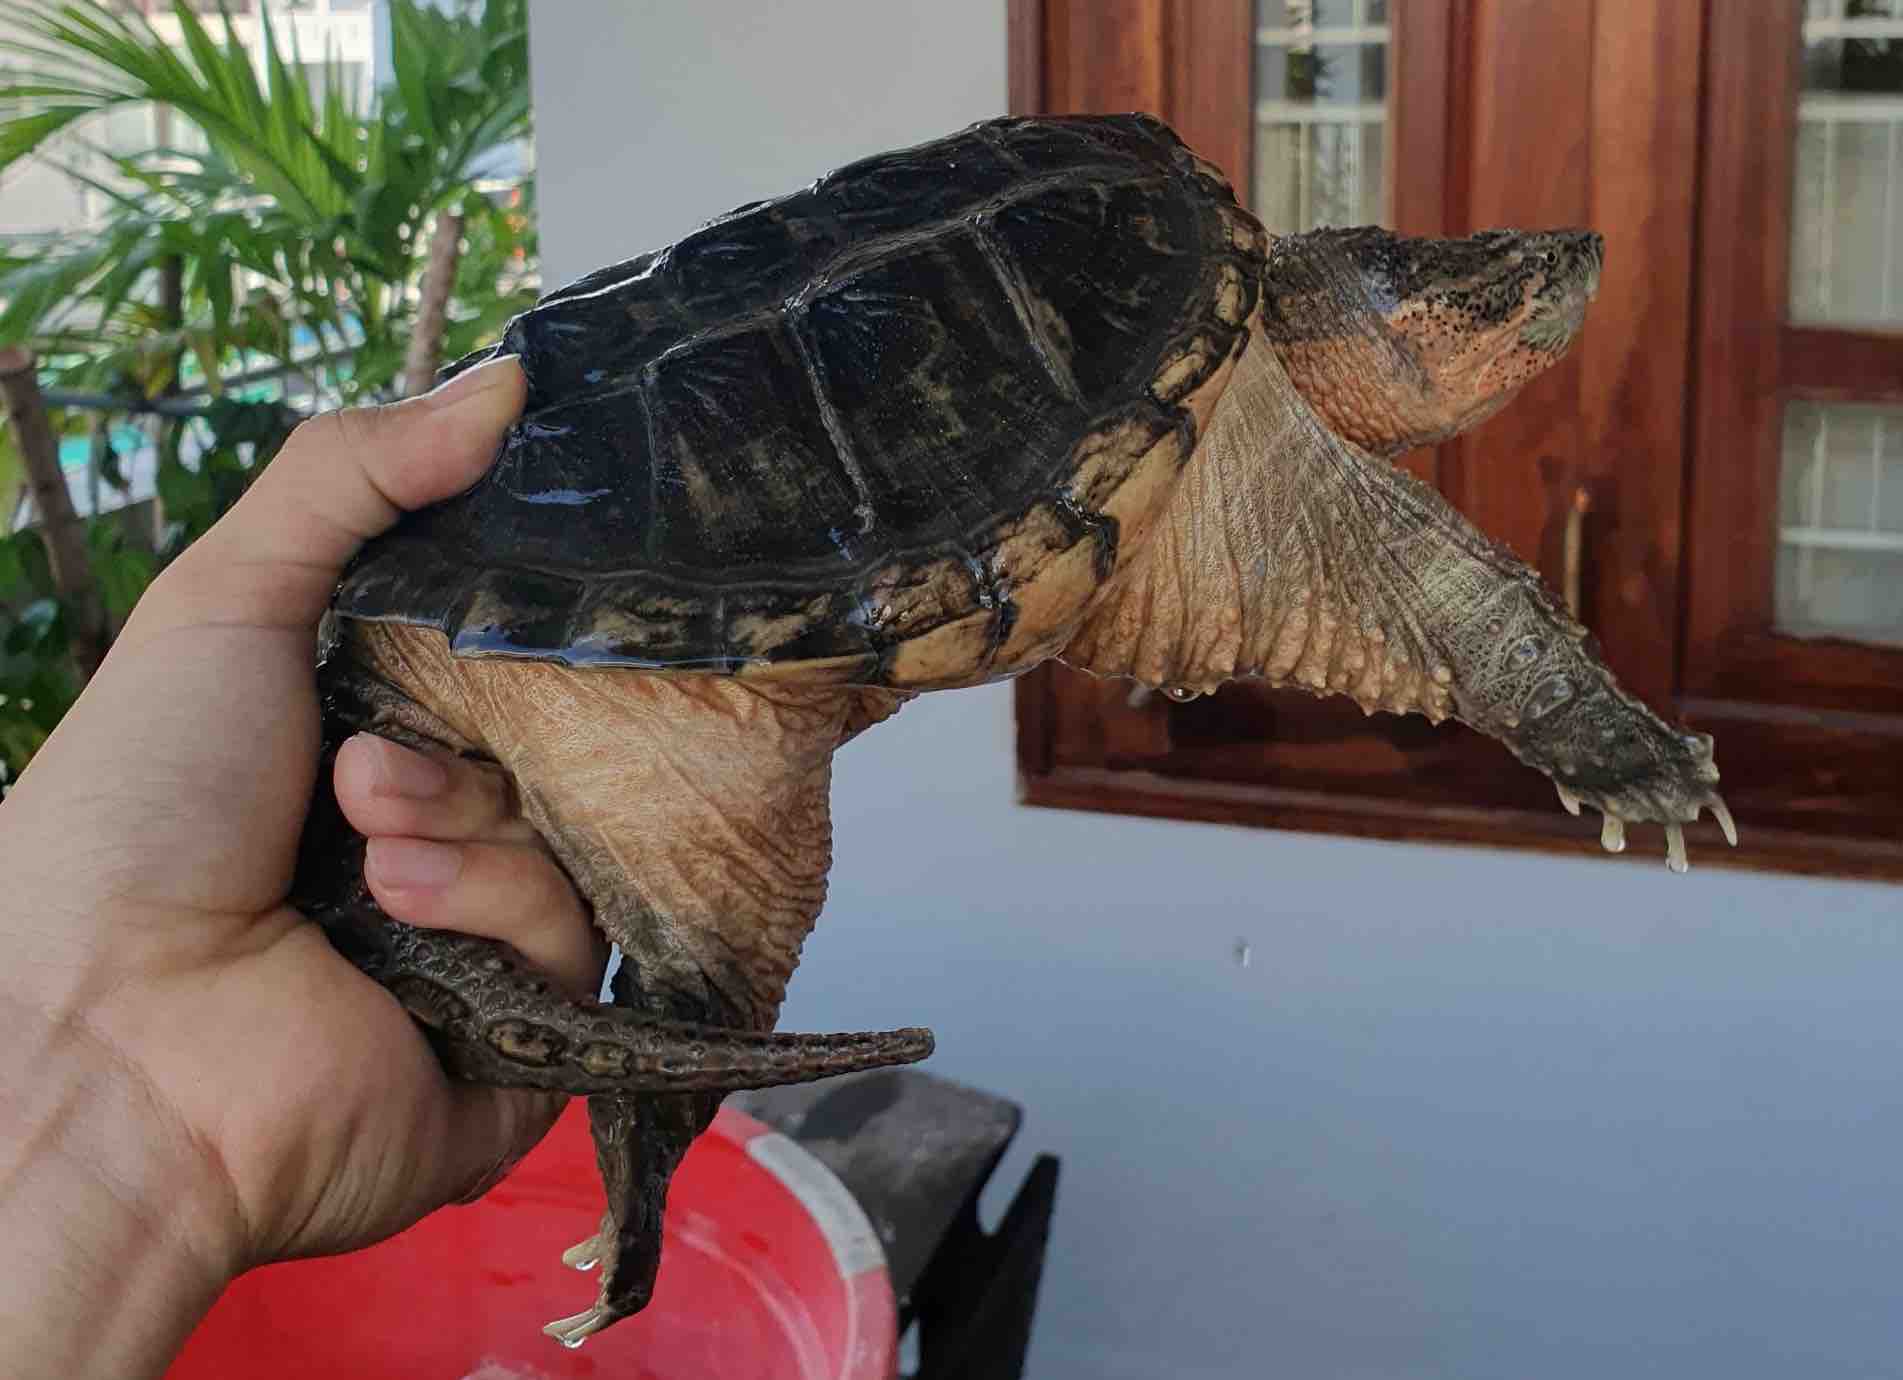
[[295, 114, 1734, 1343]]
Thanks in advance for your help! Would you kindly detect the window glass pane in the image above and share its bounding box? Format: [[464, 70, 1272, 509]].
[[1252, 0, 1390, 233], [1789, 0, 1903, 325], [97, 101, 154, 158], [1775, 401, 1903, 645]]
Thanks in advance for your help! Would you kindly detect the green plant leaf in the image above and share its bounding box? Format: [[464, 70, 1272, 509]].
[[0, 531, 54, 600], [0, 103, 91, 172], [5, 598, 66, 658], [0, 535, 24, 600], [156, 451, 213, 534], [85, 518, 155, 618]]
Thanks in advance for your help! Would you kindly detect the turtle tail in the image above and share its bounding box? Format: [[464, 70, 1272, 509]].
[[354, 916, 934, 1094]]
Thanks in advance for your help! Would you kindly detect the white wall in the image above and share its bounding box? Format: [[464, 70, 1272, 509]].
[[528, 7, 1903, 1376]]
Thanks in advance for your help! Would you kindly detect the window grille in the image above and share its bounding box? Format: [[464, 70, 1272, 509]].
[[1776, 0, 1903, 644]]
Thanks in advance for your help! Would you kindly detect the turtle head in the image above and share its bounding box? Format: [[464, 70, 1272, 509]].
[[1262, 226, 1603, 457]]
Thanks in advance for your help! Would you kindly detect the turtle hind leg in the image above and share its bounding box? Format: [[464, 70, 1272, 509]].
[[544, 962, 728, 1346], [544, 1089, 718, 1347]]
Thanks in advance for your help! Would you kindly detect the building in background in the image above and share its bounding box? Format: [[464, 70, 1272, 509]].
[[1, 0, 531, 527], [0, 1, 376, 242]]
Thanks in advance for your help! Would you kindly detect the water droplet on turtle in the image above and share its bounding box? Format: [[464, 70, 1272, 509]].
[[1164, 685, 1200, 703], [1509, 635, 1543, 667], [1525, 675, 1574, 719]]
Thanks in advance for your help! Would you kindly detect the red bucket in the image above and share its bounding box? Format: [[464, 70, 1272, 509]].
[[168, 1103, 897, 1380]]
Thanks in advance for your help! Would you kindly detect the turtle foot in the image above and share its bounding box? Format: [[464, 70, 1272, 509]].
[[1550, 729, 1738, 873]]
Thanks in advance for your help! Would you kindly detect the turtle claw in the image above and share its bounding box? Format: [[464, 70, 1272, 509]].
[[543, 1304, 616, 1349], [1664, 822, 1688, 874], [1709, 794, 1739, 847], [1556, 782, 1582, 816], [561, 1235, 603, 1272], [1586, 791, 1737, 871]]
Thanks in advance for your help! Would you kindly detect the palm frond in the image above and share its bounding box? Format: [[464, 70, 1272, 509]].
[[1, 1, 355, 220]]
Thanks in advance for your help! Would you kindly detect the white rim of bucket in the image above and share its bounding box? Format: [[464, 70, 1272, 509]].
[[716, 1107, 897, 1380]]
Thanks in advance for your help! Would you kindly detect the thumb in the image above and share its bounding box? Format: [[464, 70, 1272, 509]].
[[154, 355, 525, 632]]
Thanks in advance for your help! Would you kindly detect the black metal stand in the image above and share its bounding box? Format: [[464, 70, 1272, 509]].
[[733, 1069, 1060, 1380]]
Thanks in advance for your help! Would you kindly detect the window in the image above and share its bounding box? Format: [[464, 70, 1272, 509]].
[[1776, 0, 1903, 645], [1252, 0, 1390, 232]]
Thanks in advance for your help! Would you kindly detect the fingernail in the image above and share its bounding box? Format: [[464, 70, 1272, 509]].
[[358, 735, 448, 798], [367, 837, 462, 890], [423, 353, 523, 409]]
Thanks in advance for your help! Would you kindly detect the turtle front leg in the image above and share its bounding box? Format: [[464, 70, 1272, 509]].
[[1061, 330, 1735, 868]]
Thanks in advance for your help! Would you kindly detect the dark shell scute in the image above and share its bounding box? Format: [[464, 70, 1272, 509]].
[[982, 175, 1207, 403], [799, 231, 1087, 539], [989, 113, 1177, 177], [667, 205, 839, 311], [645, 324, 868, 571], [446, 566, 591, 660], [815, 130, 1018, 237]]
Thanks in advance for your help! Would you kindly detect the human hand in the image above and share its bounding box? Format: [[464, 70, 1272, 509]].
[[0, 356, 603, 1378]]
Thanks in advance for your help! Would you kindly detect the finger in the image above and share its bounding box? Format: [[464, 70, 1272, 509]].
[[142, 354, 525, 634], [365, 836, 606, 999], [438, 1084, 566, 1207], [334, 734, 536, 846]]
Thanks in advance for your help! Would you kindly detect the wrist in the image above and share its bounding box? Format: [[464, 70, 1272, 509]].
[[1, 993, 242, 1379]]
